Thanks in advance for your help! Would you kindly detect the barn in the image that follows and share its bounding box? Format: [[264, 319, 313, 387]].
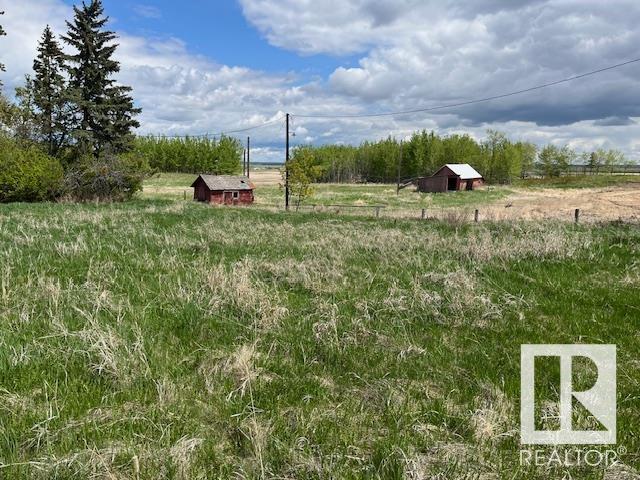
[[417, 164, 484, 193], [191, 175, 255, 205]]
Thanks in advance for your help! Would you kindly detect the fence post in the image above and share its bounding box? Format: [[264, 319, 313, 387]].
[[183, 190, 187, 200], [375, 206, 381, 218], [575, 208, 580, 223], [474, 209, 479, 223], [421, 208, 426, 220]]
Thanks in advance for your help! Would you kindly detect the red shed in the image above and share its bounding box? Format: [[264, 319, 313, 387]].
[[417, 164, 484, 193], [191, 175, 255, 205]]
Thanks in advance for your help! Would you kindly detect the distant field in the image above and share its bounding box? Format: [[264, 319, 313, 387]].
[[1, 200, 638, 478], [516, 174, 640, 189], [144, 171, 512, 210], [144, 171, 640, 222]]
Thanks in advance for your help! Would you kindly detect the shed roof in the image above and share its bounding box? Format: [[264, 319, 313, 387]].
[[191, 175, 255, 191], [440, 164, 483, 180]]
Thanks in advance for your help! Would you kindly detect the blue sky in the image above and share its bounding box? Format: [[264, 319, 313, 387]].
[[61, 0, 358, 80], [2, 0, 640, 162]]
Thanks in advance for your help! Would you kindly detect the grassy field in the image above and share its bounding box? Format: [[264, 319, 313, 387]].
[[0, 199, 639, 479], [515, 174, 640, 189], [144, 171, 511, 211]]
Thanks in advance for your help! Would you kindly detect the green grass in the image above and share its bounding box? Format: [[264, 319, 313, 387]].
[[515, 174, 640, 189], [0, 199, 638, 478]]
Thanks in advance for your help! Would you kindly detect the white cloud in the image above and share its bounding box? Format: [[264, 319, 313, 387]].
[[132, 4, 162, 19], [1, 0, 639, 161]]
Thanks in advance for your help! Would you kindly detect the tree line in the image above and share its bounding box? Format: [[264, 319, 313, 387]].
[[291, 130, 632, 185], [133, 136, 243, 174]]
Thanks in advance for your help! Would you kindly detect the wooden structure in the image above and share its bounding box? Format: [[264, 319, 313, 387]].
[[191, 175, 255, 205], [417, 164, 484, 193]]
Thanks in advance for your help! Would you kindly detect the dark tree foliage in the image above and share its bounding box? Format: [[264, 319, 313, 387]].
[[62, 0, 140, 157], [33, 26, 72, 155]]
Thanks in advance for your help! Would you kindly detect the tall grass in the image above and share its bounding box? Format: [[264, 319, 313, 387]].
[[0, 201, 638, 478], [134, 135, 243, 174]]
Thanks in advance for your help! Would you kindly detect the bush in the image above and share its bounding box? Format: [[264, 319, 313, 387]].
[[0, 136, 64, 202], [63, 153, 151, 202]]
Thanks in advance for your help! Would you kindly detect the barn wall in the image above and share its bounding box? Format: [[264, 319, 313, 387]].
[[193, 179, 209, 202], [418, 176, 448, 193], [239, 191, 254, 204], [210, 191, 224, 204], [208, 190, 254, 205]]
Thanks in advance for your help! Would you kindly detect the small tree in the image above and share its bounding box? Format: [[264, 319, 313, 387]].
[[283, 147, 323, 210], [33, 25, 72, 155], [587, 151, 601, 174], [516, 141, 537, 179], [603, 149, 625, 174], [538, 145, 574, 178]]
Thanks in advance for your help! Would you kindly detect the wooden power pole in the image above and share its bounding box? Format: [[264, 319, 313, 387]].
[[243, 149, 246, 176], [396, 140, 403, 195], [285, 113, 290, 211], [246, 137, 251, 178]]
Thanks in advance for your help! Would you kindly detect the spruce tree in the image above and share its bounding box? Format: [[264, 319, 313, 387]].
[[62, 0, 140, 157], [33, 26, 71, 155]]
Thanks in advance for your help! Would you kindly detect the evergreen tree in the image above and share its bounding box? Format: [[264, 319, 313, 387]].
[[13, 76, 40, 142], [33, 26, 71, 155], [62, 0, 140, 157]]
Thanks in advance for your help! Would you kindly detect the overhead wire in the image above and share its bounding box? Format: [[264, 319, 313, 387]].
[[139, 57, 640, 140], [142, 113, 286, 139], [293, 57, 640, 119]]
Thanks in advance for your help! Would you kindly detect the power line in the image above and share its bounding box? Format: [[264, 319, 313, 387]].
[[139, 57, 640, 141], [293, 57, 640, 119], [143, 114, 285, 139]]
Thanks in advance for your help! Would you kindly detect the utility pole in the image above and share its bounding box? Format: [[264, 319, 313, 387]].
[[396, 140, 403, 196], [285, 113, 290, 211], [246, 137, 251, 178], [243, 148, 246, 176]]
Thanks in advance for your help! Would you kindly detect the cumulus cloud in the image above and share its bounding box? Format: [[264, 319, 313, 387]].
[[1, 0, 639, 160], [239, 0, 640, 157]]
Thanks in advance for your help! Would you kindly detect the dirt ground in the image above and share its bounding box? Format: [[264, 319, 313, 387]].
[[476, 184, 640, 222], [248, 168, 282, 186]]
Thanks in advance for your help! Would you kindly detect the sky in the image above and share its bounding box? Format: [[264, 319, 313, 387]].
[[1, 0, 639, 163]]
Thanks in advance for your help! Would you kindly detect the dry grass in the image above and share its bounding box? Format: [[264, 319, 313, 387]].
[[144, 171, 640, 223], [0, 200, 637, 479]]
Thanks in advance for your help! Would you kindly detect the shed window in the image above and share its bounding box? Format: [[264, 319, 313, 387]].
[[232, 191, 239, 200]]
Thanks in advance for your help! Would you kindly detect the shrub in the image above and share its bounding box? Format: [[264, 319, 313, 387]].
[[0, 136, 64, 202], [63, 153, 151, 202]]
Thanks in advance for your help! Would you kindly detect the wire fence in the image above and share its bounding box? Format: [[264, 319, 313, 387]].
[[248, 202, 640, 224]]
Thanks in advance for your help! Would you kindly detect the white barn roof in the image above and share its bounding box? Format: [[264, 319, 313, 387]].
[[443, 164, 483, 180]]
